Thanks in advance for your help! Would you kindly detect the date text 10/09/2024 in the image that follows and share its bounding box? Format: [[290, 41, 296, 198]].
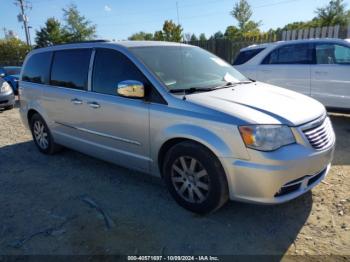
[[127, 256, 220, 261]]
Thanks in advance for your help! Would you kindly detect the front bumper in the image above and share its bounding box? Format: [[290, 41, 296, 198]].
[[0, 91, 15, 108], [220, 117, 335, 204]]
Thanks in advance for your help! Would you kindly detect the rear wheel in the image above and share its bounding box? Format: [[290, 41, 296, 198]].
[[30, 113, 62, 154], [163, 141, 229, 214]]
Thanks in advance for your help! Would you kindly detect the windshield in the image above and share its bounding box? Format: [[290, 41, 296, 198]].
[[130, 46, 249, 91], [4, 67, 21, 76]]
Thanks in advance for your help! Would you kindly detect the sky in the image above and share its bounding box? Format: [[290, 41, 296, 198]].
[[0, 0, 342, 42]]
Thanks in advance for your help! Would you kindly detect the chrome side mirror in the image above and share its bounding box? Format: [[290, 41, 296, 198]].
[[117, 80, 145, 98], [0, 73, 5, 78]]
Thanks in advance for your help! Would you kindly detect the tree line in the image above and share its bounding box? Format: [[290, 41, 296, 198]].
[[129, 0, 350, 42]]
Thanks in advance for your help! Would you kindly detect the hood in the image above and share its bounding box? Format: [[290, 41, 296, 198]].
[[185, 82, 326, 126]]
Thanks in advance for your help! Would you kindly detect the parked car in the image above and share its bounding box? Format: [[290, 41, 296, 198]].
[[0, 66, 21, 95], [19, 40, 335, 213], [0, 77, 15, 110], [234, 38, 350, 110]]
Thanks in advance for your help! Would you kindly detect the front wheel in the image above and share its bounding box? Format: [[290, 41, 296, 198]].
[[30, 113, 62, 154], [163, 141, 229, 214]]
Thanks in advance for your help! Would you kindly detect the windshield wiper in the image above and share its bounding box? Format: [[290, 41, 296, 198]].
[[169, 87, 215, 94], [214, 80, 252, 90]]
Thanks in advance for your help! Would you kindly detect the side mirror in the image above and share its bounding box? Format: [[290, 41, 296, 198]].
[[117, 80, 145, 98], [0, 73, 5, 78]]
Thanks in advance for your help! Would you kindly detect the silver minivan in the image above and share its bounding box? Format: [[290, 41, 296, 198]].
[[19, 40, 335, 213]]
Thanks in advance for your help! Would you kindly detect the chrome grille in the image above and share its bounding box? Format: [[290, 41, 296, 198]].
[[303, 117, 334, 150]]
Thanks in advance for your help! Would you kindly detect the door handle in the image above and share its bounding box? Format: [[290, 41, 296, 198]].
[[71, 98, 83, 105], [315, 71, 328, 75], [87, 101, 101, 109]]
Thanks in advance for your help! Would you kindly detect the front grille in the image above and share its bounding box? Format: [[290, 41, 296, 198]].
[[0, 100, 9, 104], [303, 117, 334, 150]]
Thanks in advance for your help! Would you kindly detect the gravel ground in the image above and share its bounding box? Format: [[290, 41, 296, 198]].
[[0, 101, 349, 258]]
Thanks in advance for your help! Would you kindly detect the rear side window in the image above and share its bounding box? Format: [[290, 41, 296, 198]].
[[262, 44, 313, 65], [233, 48, 265, 65], [316, 43, 350, 64], [22, 52, 52, 84], [50, 49, 91, 90], [92, 48, 148, 96]]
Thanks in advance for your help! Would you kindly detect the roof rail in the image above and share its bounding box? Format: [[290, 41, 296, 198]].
[[51, 39, 110, 47]]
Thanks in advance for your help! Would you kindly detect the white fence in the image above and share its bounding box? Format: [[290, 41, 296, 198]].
[[282, 25, 350, 41]]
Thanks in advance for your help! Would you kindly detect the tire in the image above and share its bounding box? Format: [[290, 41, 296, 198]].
[[163, 141, 229, 214], [30, 113, 62, 155]]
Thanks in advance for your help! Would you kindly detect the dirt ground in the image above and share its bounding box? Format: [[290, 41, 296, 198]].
[[0, 101, 349, 258]]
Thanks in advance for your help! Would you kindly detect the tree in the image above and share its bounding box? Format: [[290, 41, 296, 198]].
[[230, 0, 261, 38], [190, 34, 198, 41], [224, 25, 241, 40], [184, 33, 192, 42], [62, 4, 96, 42], [0, 38, 30, 65], [315, 0, 349, 26], [162, 20, 183, 42], [212, 31, 224, 39], [128, 31, 154, 41], [199, 33, 207, 41], [35, 18, 66, 48], [231, 0, 252, 31], [154, 30, 164, 41]]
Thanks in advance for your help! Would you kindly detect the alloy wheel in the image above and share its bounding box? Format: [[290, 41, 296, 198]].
[[171, 156, 210, 203], [33, 120, 49, 150]]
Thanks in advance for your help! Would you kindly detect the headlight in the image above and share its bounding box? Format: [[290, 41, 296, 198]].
[[0, 81, 12, 93], [239, 125, 296, 151]]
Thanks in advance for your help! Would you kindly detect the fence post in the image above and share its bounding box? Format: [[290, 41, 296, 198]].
[[297, 29, 303, 39], [286, 30, 291, 41], [303, 28, 309, 39], [334, 25, 340, 38], [291, 30, 297, 40], [328, 26, 334, 38], [309, 28, 315, 39], [282, 31, 286, 41], [348, 25, 350, 38], [315, 27, 321, 38], [321, 27, 328, 38]]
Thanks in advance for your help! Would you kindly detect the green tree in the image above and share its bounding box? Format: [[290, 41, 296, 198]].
[[35, 18, 66, 48], [212, 31, 224, 39], [128, 31, 154, 41], [315, 0, 349, 26], [190, 34, 198, 41], [230, 0, 261, 38], [62, 4, 96, 42], [154, 30, 164, 41], [162, 20, 183, 42], [0, 38, 30, 65], [231, 0, 252, 31], [199, 33, 207, 41], [224, 25, 241, 40]]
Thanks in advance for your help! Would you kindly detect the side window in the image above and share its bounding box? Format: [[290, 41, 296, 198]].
[[92, 48, 148, 96], [262, 44, 313, 65], [233, 48, 265, 65], [316, 44, 350, 64], [50, 49, 91, 90], [22, 52, 52, 84]]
